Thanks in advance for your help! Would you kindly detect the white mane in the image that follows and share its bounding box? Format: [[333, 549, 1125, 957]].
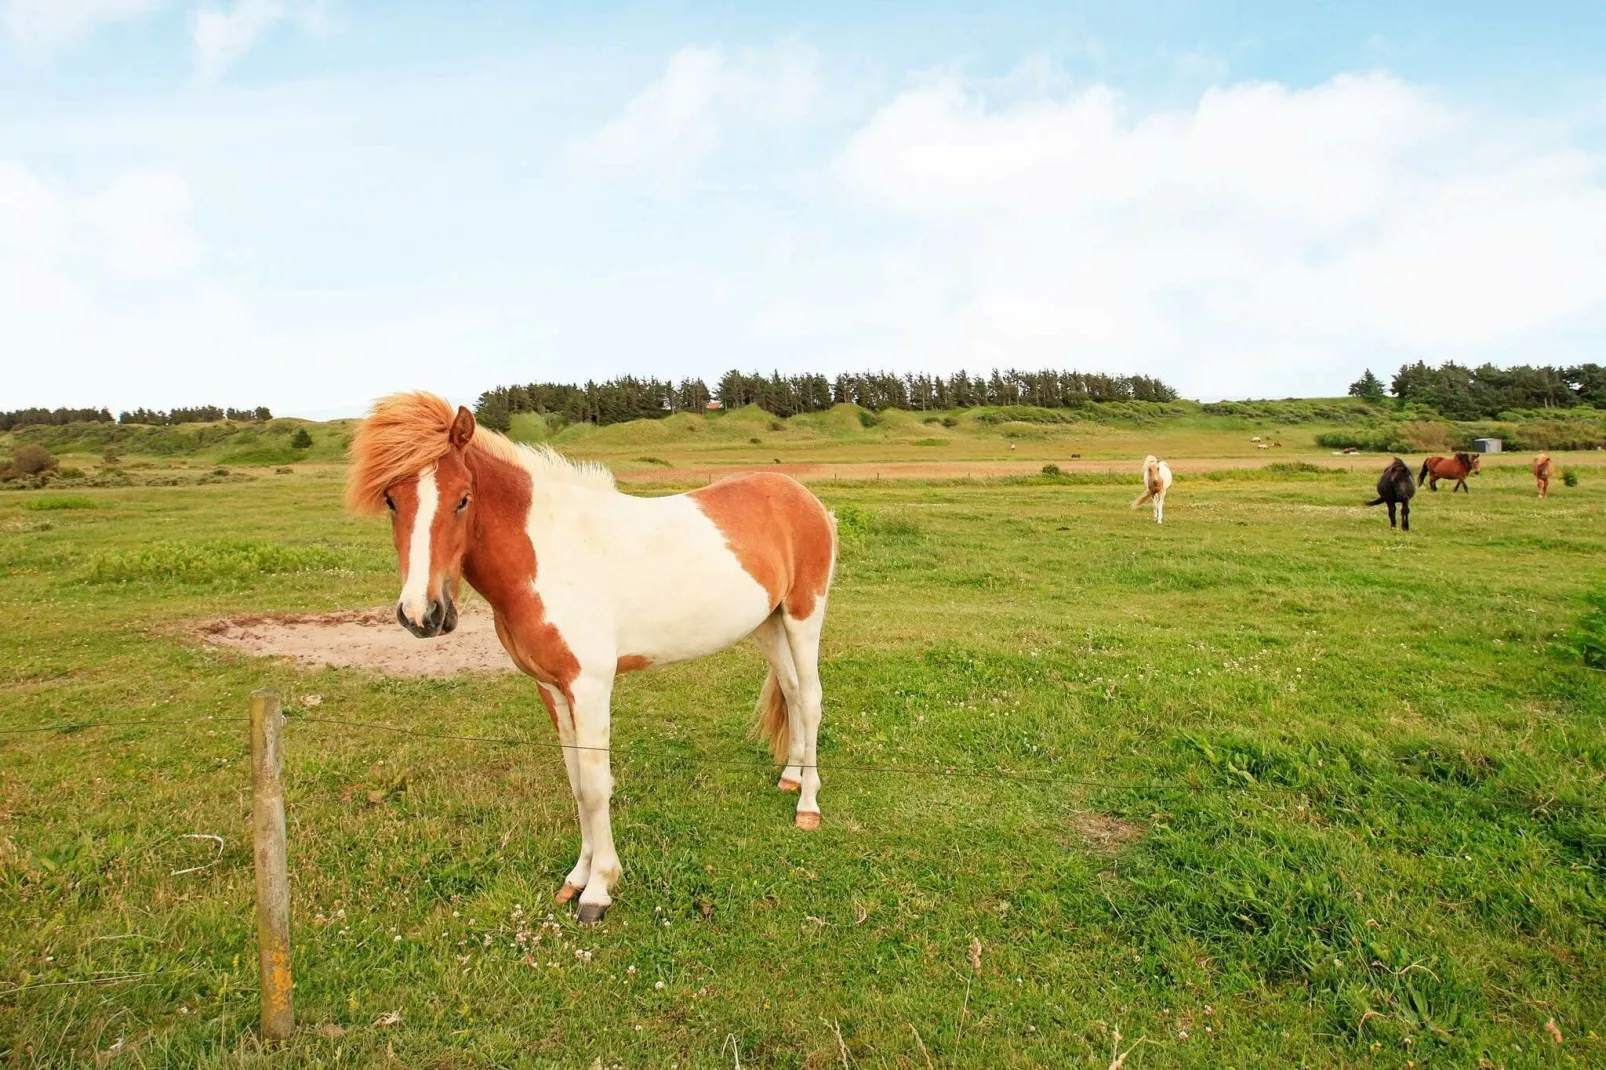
[[476, 433, 616, 492]]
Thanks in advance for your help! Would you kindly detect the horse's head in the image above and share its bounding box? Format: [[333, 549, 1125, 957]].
[[1463, 452, 1482, 474], [385, 407, 477, 638], [348, 394, 480, 639]]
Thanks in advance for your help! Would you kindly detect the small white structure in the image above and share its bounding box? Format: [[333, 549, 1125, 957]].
[[1472, 437, 1503, 453]]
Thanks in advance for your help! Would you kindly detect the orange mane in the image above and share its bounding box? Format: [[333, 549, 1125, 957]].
[[345, 392, 460, 515]]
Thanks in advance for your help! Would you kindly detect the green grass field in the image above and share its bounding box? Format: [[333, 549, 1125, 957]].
[[3, 458, 1604, 1067]]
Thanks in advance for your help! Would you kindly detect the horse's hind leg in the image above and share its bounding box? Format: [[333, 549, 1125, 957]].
[[1400, 500, 1409, 532], [541, 684, 593, 905], [1387, 501, 1397, 528], [753, 612, 805, 791], [781, 603, 827, 830]]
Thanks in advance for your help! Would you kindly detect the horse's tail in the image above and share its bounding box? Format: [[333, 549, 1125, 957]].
[[752, 668, 790, 762], [1131, 487, 1155, 509], [1366, 495, 1386, 507], [1418, 459, 1431, 484]]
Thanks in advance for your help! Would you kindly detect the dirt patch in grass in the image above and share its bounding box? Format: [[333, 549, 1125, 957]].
[[1069, 811, 1143, 853], [199, 604, 515, 675]]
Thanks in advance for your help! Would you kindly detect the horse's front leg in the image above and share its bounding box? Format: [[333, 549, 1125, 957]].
[[541, 684, 593, 905], [569, 673, 620, 924]]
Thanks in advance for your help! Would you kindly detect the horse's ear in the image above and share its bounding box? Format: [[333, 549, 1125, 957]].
[[449, 406, 476, 449]]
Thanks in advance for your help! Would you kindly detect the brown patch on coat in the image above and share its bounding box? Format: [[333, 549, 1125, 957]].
[[464, 447, 582, 702], [690, 472, 835, 619], [615, 654, 653, 673]]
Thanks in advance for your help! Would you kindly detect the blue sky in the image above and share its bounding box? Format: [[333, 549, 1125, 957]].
[[3, 2, 1605, 416]]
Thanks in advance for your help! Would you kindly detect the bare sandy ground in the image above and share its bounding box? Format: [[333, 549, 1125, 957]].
[[200, 604, 516, 675]]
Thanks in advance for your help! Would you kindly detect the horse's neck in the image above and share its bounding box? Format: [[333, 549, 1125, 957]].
[[460, 447, 540, 614]]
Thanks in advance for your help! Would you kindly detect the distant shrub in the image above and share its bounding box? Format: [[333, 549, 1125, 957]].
[[856, 409, 879, 429], [921, 416, 941, 425], [833, 502, 921, 543], [634, 456, 673, 467], [56, 466, 86, 479], [942, 416, 959, 428], [101, 447, 120, 464], [1262, 461, 1324, 475], [913, 438, 946, 446], [290, 428, 313, 449], [22, 495, 96, 511], [1041, 463, 1062, 476], [4, 443, 58, 479], [275, 467, 293, 475], [769, 420, 784, 432], [1563, 468, 1579, 488], [749, 437, 762, 445], [84, 539, 355, 585]]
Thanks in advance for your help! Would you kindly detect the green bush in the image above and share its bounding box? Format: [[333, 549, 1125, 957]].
[[21, 495, 96, 511], [1041, 463, 1062, 476], [634, 456, 673, 467], [4, 443, 57, 479], [1563, 468, 1579, 488], [83, 539, 357, 585], [290, 428, 314, 449]]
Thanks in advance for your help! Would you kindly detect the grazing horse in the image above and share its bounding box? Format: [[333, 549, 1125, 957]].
[[1367, 457, 1415, 530], [1131, 454, 1173, 523], [348, 393, 836, 923], [1534, 453, 1554, 498], [1419, 452, 1480, 493]]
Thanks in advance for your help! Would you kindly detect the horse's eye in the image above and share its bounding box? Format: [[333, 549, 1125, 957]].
[[457, 495, 470, 512], [384, 493, 395, 512]]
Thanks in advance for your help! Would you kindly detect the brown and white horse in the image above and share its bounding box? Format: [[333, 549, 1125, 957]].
[[1419, 452, 1480, 493], [1131, 454, 1173, 523], [348, 393, 836, 923], [1534, 453, 1554, 498]]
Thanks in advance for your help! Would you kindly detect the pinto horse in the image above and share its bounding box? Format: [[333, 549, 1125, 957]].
[[1419, 452, 1480, 493], [1131, 454, 1173, 523], [348, 393, 836, 922], [1534, 453, 1554, 498]]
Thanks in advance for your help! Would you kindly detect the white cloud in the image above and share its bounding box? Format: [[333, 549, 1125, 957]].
[[193, 0, 324, 81], [2, 0, 165, 55], [80, 171, 202, 277], [820, 71, 1606, 397], [568, 40, 820, 180]]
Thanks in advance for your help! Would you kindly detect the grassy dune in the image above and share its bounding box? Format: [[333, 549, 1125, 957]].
[[2, 458, 1603, 1066]]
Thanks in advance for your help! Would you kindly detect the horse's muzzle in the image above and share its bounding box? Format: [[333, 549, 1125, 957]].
[[398, 595, 456, 638]]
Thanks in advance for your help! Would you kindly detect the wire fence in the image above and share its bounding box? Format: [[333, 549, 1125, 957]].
[[2, 708, 1188, 794]]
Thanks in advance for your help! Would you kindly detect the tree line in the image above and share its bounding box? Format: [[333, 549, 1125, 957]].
[[1, 405, 274, 431], [475, 368, 1180, 429], [1350, 362, 1606, 419]]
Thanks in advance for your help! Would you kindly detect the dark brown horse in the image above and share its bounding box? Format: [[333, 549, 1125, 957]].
[[1419, 452, 1480, 493], [1368, 457, 1415, 530]]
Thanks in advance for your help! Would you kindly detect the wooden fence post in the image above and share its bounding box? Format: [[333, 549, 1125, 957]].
[[250, 688, 294, 1041]]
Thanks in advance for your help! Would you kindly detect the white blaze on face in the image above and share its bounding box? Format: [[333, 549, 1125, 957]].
[[399, 466, 439, 625]]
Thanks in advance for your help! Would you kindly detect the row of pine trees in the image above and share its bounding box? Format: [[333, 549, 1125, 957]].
[[474, 368, 1180, 430], [0, 405, 273, 431], [1349, 362, 1606, 419]]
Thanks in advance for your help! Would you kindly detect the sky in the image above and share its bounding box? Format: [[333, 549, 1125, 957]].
[[3, 2, 1605, 417]]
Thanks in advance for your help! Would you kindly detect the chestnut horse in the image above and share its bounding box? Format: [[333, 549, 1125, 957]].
[[1534, 453, 1553, 498], [1419, 452, 1480, 493], [348, 393, 836, 922], [1131, 454, 1173, 523]]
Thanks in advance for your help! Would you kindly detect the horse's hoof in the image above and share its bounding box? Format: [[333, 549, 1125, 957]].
[[795, 810, 821, 831], [777, 777, 800, 793], [577, 902, 608, 925], [555, 883, 581, 905]]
